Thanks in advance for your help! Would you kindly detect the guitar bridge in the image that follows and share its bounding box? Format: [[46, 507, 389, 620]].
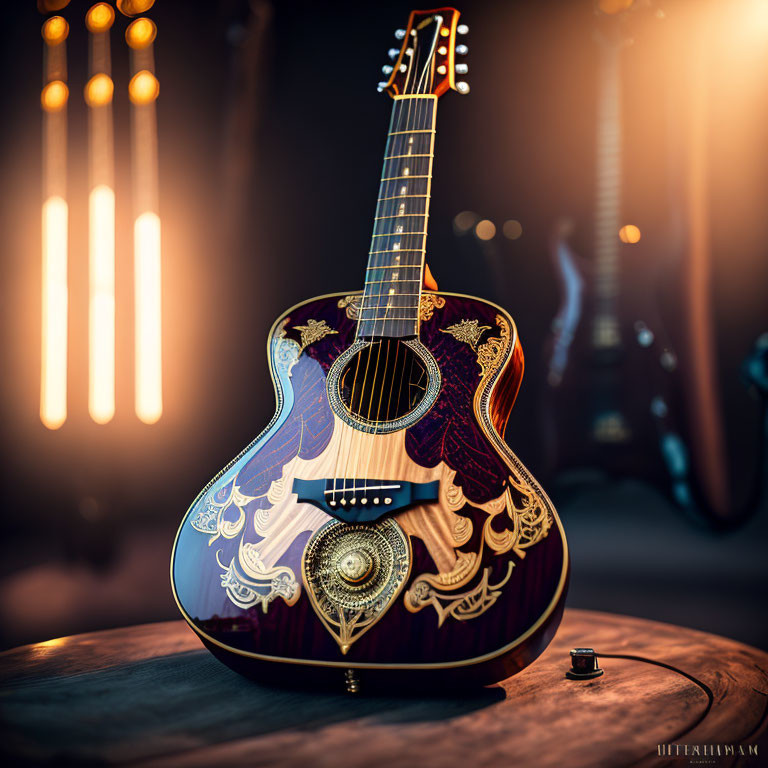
[[292, 478, 439, 524]]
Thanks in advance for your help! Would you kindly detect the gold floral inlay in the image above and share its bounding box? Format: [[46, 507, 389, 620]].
[[292, 318, 337, 353], [440, 318, 491, 349]]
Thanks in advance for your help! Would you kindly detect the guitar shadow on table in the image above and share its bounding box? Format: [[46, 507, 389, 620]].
[[0, 648, 505, 765]]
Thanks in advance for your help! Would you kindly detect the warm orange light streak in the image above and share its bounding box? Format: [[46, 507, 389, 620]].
[[89, 185, 115, 424], [84, 73, 114, 107], [134, 212, 162, 423], [41, 197, 68, 430]]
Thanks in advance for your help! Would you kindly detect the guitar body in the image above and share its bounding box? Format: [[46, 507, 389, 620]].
[[172, 291, 568, 690]]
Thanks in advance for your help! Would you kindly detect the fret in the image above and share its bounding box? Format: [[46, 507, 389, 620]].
[[384, 153, 433, 160], [388, 129, 434, 135], [376, 193, 429, 202], [380, 174, 430, 182], [370, 231, 425, 237], [379, 179, 430, 197], [365, 264, 421, 271], [369, 248, 423, 255]]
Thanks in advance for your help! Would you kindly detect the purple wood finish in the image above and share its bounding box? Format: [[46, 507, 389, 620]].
[[171, 292, 568, 686]]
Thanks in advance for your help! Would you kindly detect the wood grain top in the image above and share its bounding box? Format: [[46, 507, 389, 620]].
[[1, 609, 766, 767]]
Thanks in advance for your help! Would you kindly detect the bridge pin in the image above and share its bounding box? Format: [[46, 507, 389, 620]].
[[329, 500, 337, 507], [340, 499, 347, 506], [350, 498, 356, 505], [374, 497, 380, 504], [384, 497, 392, 505], [361, 498, 368, 504]]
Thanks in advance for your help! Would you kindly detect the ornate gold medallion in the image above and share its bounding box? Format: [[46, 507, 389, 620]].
[[302, 518, 411, 654]]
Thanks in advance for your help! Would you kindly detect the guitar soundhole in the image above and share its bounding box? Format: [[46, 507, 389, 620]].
[[339, 339, 429, 424]]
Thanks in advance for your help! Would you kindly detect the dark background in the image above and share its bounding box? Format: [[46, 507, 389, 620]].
[[0, 0, 766, 652]]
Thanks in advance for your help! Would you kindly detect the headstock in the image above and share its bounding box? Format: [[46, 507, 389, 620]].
[[378, 8, 469, 98]]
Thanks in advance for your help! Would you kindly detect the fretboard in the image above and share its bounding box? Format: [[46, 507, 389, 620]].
[[357, 95, 437, 338]]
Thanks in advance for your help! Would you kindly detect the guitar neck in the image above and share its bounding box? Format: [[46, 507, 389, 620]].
[[592, 37, 623, 348], [357, 95, 437, 339]]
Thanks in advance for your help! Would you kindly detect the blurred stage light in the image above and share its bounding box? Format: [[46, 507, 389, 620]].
[[475, 219, 497, 241], [41, 197, 68, 430], [85, 3, 115, 33], [129, 70, 159, 105], [41, 80, 69, 112], [453, 210, 479, 234], [84, 73, 114, 107], [89, 185, 116, 425], [619, 224, 642, 244], [503, 219, 523, 240], [126, 18, 157, 49], [116, 0, 156, 17], [134, 213, 162, 424], [597, 0, 634, 14], [42, 16, 69, 46], [38, 0, 71, 12]]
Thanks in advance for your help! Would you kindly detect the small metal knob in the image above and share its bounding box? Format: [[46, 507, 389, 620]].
[[456, 81, 470, 95], [457, 24, 469, 35], [456, 44, 469, 55], [377, 81, 388, 92], [395, 29, 407, 40], [344, 669, 360, 694], [388, 48, 400, 59], [566, 648, 604, 680], [382, 65, 393, 75], [455, 63, 468, 75]]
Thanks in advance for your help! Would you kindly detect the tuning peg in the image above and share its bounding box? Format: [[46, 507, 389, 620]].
[[455, 63, 468, 75], [456, 81, 470, 94], [382, 65, 393, 75], [456, 44, 469, 56], [377, 81, 389, 92], [388, 48, 399, 59], [395, 29, 406, 39], [457, 24, 469, 35]]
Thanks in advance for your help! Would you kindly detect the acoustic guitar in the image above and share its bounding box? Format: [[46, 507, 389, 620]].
[[172, 8, 568, 692]]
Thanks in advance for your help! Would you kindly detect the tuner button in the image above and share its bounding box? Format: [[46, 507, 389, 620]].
[[382, 65, 393, 75], [456, 44, 469, 56], [455, 63, 468, 75], [456, 81, 470, 94], [399, 64, 407, 72], [457, 23, 469, 35], [377, 81, 388, 92], [388, 48, 399, 60], [395, 28, 406, 39]]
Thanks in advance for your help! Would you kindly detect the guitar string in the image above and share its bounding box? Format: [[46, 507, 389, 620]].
[[347, 40, 424, 501], [332, 96, 397, 502], [360, 25, 438, 499], [376, 60, 434, 493], [353, 56, 422, 499], [333, 56, 418, 506]]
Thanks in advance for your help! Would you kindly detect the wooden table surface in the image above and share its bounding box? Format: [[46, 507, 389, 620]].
[[1, 609, 766, 767]]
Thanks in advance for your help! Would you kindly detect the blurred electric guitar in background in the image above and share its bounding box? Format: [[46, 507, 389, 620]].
[[542, 1, 768, 527], [172, 8, 568, 692]]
